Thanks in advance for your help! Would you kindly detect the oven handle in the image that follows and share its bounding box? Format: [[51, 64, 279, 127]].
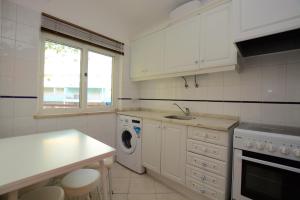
[[240, 155, 300, 173]]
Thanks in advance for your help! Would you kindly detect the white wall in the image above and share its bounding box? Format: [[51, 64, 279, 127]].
[[0, 0, 141, 146], [138, 51, 300, 127]]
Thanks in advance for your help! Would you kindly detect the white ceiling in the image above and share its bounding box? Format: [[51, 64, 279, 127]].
[[42, 0, 193, 42]]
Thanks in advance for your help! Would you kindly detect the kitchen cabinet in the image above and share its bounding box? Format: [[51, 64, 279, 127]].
[[161, 123, 187, 185], [164, 16, 200, 73], [140, 116, 235, 200], [233, 0, 300, 42], [185, 126, 231, 200], [131, 31, 164, 79], [200, 3, 236, 68], [130, 1, 237, 81], [142, 119, 162, 173]]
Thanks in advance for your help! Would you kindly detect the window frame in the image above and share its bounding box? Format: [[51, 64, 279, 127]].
[[38, 32, 117, 115]]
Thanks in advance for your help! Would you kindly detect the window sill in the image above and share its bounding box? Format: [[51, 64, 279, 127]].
[[34, 110, 116, 119]]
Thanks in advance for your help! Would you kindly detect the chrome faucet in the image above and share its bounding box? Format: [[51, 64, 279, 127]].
[[173, 103, 190, 116]]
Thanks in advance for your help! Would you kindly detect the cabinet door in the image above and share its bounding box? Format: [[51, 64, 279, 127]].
[[161, 123, 187, 185], [164, 16, 200, 73], [233, 0, 300, 42], [131, 40, 145, 78], [130, 31, 164, 79], [142, 31, 164, 76], [142, 119, 162, 173], [200, 3, 236, 68]]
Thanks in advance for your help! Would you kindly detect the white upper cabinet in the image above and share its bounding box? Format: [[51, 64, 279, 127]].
[[130, 1, 238, 81], [200, 3, 236, 68], [161, 123, 187, 185], [131, 31, 164, 79], [164, 16, 200, 73], [233, 0, 300, 42]]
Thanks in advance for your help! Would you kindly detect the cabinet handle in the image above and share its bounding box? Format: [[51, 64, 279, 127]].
[[195, 60, 199, 64], [201, 175, 206, 181]]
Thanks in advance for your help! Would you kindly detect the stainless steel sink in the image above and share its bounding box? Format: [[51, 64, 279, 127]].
[[164, 115, 195, 120]]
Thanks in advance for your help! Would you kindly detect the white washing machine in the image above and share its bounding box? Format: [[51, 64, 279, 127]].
[[116, 115, 145, 174]]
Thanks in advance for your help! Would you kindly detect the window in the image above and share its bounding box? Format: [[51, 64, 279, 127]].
[[39, 33, 115, 114]]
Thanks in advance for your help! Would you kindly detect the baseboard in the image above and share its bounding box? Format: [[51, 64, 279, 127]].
[[147, 169, 210, 200]]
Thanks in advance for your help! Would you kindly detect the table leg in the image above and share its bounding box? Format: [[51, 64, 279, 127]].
[[6, 191, 18, 200], [99, 160, 109, 200]]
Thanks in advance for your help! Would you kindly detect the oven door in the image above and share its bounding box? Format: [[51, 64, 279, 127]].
[[232, 149, 300, 200]]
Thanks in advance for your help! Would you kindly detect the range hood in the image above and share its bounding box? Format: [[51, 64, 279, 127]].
[[235, 28, 300, 57]]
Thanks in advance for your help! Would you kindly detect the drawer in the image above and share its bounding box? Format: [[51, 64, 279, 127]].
[[186, 177, 225, 200], [187, 139, 227, 161], [186, 152, 226, 176], [188, 127, 228, 146], [186, 165, 225, 191]]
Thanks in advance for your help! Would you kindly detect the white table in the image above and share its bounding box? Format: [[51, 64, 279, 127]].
[[0, 129, 115, 200]]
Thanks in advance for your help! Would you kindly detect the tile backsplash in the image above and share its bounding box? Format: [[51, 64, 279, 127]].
[[138, 50, 300, 127]]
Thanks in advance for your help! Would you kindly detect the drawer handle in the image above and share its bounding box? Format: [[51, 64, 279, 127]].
[[201, 176, 206, 181]]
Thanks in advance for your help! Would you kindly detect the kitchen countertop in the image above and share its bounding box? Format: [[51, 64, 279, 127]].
[[117, 110, 238, 131]]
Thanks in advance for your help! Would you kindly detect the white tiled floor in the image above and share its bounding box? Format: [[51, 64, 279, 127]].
[[110, 163, 190, 200]]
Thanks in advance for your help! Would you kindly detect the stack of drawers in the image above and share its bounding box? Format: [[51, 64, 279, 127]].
[[185, 127, 230, 200]]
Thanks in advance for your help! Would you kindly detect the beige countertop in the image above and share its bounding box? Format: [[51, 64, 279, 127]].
[[117, 110, 238, 131]]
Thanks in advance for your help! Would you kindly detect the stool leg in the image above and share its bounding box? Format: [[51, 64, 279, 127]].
[[107, 169, 112, 200], [96, 186, 102, 200], [99, 160, 108, 200]]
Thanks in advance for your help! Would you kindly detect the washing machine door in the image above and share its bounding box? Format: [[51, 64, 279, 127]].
[[119, 128, 137, 154]]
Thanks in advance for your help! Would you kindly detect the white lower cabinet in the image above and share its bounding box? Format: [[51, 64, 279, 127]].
[[141, 120, 232, 200], [186, 165, 226, 191], [186, 177, 225, 200], [142, 119, 162, 173], [161, 123, 187, 185], [186, 152, 227, 177], [186, 127, 231, 200]]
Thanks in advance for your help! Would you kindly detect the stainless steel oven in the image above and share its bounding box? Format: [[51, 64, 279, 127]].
[[232, 123, 300, 200]]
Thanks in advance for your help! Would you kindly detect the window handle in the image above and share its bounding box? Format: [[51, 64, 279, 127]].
[[84, 72, 88, 77]]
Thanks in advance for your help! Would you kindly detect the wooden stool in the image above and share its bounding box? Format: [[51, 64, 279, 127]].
[[86, 157, 114, 200], [61, 169, 102, 200], [19, 186, 64, 200]]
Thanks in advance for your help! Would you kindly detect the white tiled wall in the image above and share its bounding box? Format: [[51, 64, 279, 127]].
[[138, 50, 300, 127], [0, 0, 119, 146]]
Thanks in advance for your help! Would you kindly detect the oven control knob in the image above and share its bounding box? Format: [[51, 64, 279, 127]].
[[256, 142, 265, 150], [266, 143, 276, 152], [245, 141, 253, 148], [294, 148, 300, 157], [280, 146, 290, 155]]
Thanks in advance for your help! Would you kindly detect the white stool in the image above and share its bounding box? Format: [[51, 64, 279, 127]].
[[86, 157, 114, 200], [19, 186, 64, 200], [61, 169, 102, 200], [19, 179, 50, 197]]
